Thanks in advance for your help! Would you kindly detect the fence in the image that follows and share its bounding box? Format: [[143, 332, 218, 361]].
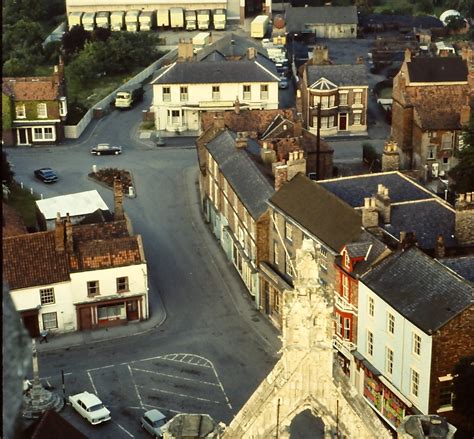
[[64, 49, 177, 139]]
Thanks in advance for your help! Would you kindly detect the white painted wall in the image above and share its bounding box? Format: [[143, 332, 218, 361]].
[[357, 281, 432, 414]]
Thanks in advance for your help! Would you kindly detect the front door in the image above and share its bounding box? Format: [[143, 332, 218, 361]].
[[17, 128, 29, 145], [22, 313, 39, 338], [79, 307, 93, 330], [339, 113, 347, 131], [126, 300, 139, 321]]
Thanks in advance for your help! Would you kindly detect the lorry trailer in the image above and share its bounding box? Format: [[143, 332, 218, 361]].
[[68, 11, 83, 29], [197, 9, 211, 30], [212, 9, 226, 30], [125, 10, 140, 32], [82, 12, 96, 31], [110, 11, 125, 31], [157, 9, 170, 27], [95, 11, 110, 29], [192, 32, 210, 53], [139, 11, 156, 31], [185, 10, 197, 31], [170, 8, 184, 28], [250, 15, 270, 38]]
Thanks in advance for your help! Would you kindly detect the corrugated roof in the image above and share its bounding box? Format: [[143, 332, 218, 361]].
[[269, 174, 362, 251], [361, 247, 473, 333], [407, 57, 468, 83], [307, 64, 368, 87]]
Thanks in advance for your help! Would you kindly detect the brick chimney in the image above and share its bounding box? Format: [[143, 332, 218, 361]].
[[261, 141, 277, 164], [247, 47, 257, 60], [382, 140, 400, 172], [312, 46, 329, 65], [455, 192, 474, 245], [114, 177, 124, 220], [234, 97, 240, 114], [362, 197, 378, 228], [287, 150, 306, 181], [55, 212, 65, 252], [235, 132, 248, 148], [435, 234, 445, 258], [375, 184, 391, 224], [213, 112, 225, 129], [178, 38, 194, 61], [274, 164, 288, 191], [399, 231, 417, 250], [65, 213, 73, 253]]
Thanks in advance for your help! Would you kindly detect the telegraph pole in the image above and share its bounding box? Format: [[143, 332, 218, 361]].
[[276, 398, 281, 439], [316, 103, 321, 180]]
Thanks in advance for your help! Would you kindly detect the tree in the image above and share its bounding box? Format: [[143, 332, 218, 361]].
[[449, 112, 474, 193], [452, 355, 474, 435], [91, 27, 111, 43], [1, 151, 15, 185], [445, 15, 466, 32], [62, 25, 90, 58]]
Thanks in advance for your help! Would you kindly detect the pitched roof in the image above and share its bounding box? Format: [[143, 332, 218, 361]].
[[269, 174, 362, 251], [361, 247, 473, 333], [307, 64, 368, 88], [407, 57, 468, 83], [196, 33, 268, 61], [3, 232, 70, 290], [2, 76, 60, 101], [440, 256, 474, 283], [285, 6, 358, 32], [2, 204, 28, 237], [206, 130, 274, 219], [23, 410, 88, 439]]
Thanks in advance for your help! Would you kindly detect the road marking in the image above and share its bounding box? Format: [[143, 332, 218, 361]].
[[131, 366, 219, 387], [40, 372, 72, 380], [160, 353, 212, 368], [210, 360, 234, 411], [138, 385, 222, 404], [87, 364, 116, 372], [114, 421, 134, 438], [87, 371, 98, 395], [128, 365, 144, 409], [143, 402, 182, 415]]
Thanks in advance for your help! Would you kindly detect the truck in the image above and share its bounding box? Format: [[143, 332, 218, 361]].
[[185, 10, 197, 31], [125, 10, 140, 32], [95, 11, 110, 29], [192, 32, 210, 54], [157, 9, 170, 28], [114, 86, 144, 109], [169, 8, 184, 29], [197, 9, 211, 30], [68, 12, 83, 29], [139, 11, 156, 31], [110, 11, 125, 31], [212, 9, 226, 30], [82, 12, 96, 31], [250, 15, 269, 39]]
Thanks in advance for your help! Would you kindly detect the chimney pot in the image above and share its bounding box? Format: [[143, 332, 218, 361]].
[[65, 212, 73, 253], [55, 212, 65, 252]]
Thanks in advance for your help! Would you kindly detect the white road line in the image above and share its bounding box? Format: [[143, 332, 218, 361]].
[[210, 361, 233, 411], [87, 364, 116, 372], [143, 402, 182, 415], [130, 367, 219, 387], [160, 353, 212, 368], [87, 371, 98, 394], [128, 365, 144, 409], [114, 421, 134, 438], [40, 372, 72, 380], [137, 385, 221, 404]]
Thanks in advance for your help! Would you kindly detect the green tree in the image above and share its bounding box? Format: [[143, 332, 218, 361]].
[[62, 25, 90, 58], [1, 151, 15, 185], [446, 15, 466, 31], [452, 356, 474, 436], [417, 0, 434, 14], [449, 113, 474, 193], [2, 19, 44, 63]]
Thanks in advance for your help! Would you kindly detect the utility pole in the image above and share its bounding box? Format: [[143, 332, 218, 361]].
[[276, 398, 281, 439], [316, 102, 321, 180]]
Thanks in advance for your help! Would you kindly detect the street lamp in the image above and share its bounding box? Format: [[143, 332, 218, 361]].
[[156, 116, 165, 146]]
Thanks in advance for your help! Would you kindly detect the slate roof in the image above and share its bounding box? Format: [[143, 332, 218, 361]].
[[285, 6, 358, 33], [3, 232, 70, 290], [2, 76, 60, 101], [269, 174, 362, 251], [359, 13, 443, 29], [407, 57, 468, 83], [307, 64, 368, 88], [196, 33, 268, 61], [440, 256, 474, 283], [23, 410, 88, 439], [361, 247, 473, 333], [206, 130, 274, 219]]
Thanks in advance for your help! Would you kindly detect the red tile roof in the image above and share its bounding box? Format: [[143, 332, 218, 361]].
[[2, 204, 28, 237], [2, 76, 60, 101]]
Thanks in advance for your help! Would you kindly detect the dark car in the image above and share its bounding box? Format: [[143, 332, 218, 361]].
[[34, 168, 58, 183], [90, 143, 122, 155]]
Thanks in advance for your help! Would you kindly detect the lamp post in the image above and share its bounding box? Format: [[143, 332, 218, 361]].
[[156, 115, 165, 146]]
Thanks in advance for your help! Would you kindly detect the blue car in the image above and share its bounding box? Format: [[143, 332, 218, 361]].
[[34, 168, 58, 183]]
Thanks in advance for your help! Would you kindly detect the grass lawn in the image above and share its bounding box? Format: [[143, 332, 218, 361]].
[[5, 183, 39, 229]]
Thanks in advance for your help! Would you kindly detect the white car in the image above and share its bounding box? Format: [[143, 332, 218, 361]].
[[69, 391, 111, 425]]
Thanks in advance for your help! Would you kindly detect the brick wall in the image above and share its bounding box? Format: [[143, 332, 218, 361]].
[[256, 211, 270, 265]]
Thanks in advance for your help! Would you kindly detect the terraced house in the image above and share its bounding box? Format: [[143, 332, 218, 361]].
[[2, 59, 67, 146]]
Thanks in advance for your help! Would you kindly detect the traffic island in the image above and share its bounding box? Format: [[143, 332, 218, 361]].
[[88, 167, 136, 198]]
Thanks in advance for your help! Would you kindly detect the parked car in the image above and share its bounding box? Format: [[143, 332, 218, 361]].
[[141, 409, 167, 438], [91, 143, 122, 155], [69, 391, 111, 425], [279, 78, 289, 89], [34, 168, 58, 183]]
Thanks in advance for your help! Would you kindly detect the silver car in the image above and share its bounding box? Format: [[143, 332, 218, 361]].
[[141, 409, 167, 438]]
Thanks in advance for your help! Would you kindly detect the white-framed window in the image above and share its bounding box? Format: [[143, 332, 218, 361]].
[[180, 86, 188, 102], [387, 312, 395, 334], [367, 330, 374, 356], [368, 296, 374, 317], [441, 133, 453, 150], [59, 97, 67, 117], [87, 280, 100, 297], [342, 275, 349, 299], [285, 252, 292, 277], [427, 146, 436, 159], [212, 85, 220, 100], [353, 112, 361, 125], [116, 276, 129, 293], [336, 314, 342, 337], [42, 312, 58, 330], [385, 347, 393, 375], [354, 91, 362, 104], [260, 84, 268, 100], [411, 368, 420, 397], [33, 127, 54, 141], [274, 241, 279, 264], [412, 333, 421, 356], [243, 84, 251, 100], [37, 103, 48, 118], [339, 92, 348, 106], [40, 288, 55, 305], [438, 376, 454, 409], [285, 222, 293, 242], [273, 290, 280, 314], [162, 86, 171, 102], [16, 104, 26, 119], [343, 317, 350, 340]]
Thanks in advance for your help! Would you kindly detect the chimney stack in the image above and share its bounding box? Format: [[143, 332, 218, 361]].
[[235, 132, 248, 148], [178, 38, 194, 61], [55, 212, 65, 252], [362, 197, 379, 228], [114, 177, 124, 220], [375, 184, 391, 224], [287, 150, 306, 181], [274, 164, 288, 191], [65, 213, 73, 253], [213, 112, 225, 129], [435, 234, 445, 259], [460, 103, 470, 126], [455, 192, 474, 245], [312, 45, 329, 65], [382, 140, 400, 172], [247, 47, 257, 60], [399, 231, 417, 250], [293, 119, 303, 137]]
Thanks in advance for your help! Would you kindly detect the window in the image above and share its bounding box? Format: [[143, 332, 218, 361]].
[[16, 104, 26, 119], [162, 87, 171, 101], [37, 103, 48, 118], [170, 110, 180, 124], [438, 378, 454, 408], [180, 86, 188, 101], [367, 330, 374, 356], [387, 312, 395, 334], [411, 369, 420, 397], [98, 304, 124, 319], [59, 97, 67, 117], [353, 112, 361, 125], [33, 127, 54, 141], [274, 241, 279, 264], [42, 312, 58, 330], [285, 252, 292, 276], [336, 314, 342, 337], [87, 280, 100, 297], [273, 290, 280, 314], [339, 93, 348, 106], [260, 84, 268, 100], [368, 297, 374, 317], [116, 277, 129, 293], [320, 95, 335, 109], [343, 318, 350, 340], [427, 146, 435, 159], [413, 333, 421, 356], [385, 347, 393, 375], [212, 85, 220, 100], [342, 275, 349, 299], [285, 222, 293, 242], [441, 134, 452, 150], [354, 92, 362, 104], [243, 84, 251, 100], [40, 288, 55, 305]]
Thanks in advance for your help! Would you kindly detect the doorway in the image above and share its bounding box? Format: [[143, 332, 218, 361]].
[[79, 307, 93, 330], [21, 312, 39, 338], [339, 113, 347, 131], [17, 128, 29, 145], [126, 300, 139, 321]]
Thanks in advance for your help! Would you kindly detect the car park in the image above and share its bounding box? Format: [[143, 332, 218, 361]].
[[141, 409, 167, 438], [34, 168, 58, 183], [91, 143, 122, 155], [69, 391, 111, 425]]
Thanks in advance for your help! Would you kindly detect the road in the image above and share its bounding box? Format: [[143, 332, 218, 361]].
[[7, 87, 281, 438]]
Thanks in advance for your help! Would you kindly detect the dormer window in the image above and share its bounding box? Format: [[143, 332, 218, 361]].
[[16, 104, 26, 119], [37, 103, 47, 118], [343, 251, 350, 270]]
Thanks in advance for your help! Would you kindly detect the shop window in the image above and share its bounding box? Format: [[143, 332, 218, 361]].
[[42, 312, 58, 330], [87, 280, 100, 297], [98, 304, 124, 320], [33, 127, 54, 141], [116, 277, 129, 293], [40, 288, 55, 305]]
